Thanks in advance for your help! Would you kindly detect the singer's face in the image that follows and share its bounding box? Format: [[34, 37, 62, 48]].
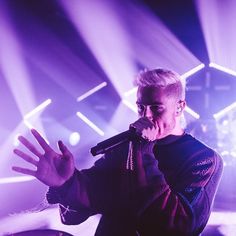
[[136, 86, 180, 138]]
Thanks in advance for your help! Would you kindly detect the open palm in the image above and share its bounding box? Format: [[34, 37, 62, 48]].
[[13, 129, 75, 187]]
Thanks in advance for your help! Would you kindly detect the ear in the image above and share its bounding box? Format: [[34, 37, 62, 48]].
[[176, 100, 186, 116]]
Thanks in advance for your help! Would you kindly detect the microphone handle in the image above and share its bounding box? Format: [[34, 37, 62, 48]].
[[90, 128, 136, 156]]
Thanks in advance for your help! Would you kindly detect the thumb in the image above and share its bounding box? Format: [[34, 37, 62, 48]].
[[58, 140, 72, 159]]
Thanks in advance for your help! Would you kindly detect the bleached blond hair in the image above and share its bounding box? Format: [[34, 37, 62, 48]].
[[134, 68, 185, 100]]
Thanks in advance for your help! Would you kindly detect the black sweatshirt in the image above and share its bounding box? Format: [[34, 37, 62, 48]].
[[47, 133, 223, 236]]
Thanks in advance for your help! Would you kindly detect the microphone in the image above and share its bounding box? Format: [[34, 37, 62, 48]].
[[90, 127, 138, 156]]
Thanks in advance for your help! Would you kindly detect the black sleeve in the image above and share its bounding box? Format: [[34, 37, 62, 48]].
[[46, 169, 95, 225], [46, 142, 130, 225], [135, 144, 223, 235]]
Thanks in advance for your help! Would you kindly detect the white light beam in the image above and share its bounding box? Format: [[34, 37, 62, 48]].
[[24, 99, 52, 119], [213, 101, 236, 120], [181, 63, 205, 80], [76, 112, 104, 136], [209, 62, 236, 77], [0, 176, 35, 184], [122, 99, 137, 113], [77, 82, 107, 102], [124, 87, 138, 97], [185, 106, 200, 119]]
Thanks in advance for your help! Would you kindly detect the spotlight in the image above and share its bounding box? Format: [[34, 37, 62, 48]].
[[69, 132, 80, 146], [222, 119, 229, 126]]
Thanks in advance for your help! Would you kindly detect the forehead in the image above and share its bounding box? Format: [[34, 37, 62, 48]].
[[137, 86, 174, 105]]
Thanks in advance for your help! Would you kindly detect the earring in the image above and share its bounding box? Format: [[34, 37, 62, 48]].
[[177, 107, 182, 113]]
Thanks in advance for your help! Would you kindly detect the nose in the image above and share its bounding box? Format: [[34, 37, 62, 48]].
[[143, 106, 153, 119]]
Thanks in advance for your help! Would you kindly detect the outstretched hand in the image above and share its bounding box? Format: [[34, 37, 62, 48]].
[[12, 129, 75, 187]]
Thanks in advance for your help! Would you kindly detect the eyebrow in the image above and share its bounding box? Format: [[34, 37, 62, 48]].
[[136, 101, 164, 106]]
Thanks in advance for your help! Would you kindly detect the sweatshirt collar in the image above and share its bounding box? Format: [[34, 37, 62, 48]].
[[155, 132, 186, 146]]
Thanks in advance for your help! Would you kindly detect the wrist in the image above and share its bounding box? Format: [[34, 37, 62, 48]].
[[46, 170, 77, 204]]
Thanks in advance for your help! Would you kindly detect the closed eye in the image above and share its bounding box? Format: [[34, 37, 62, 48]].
[[136, 103, 164, 113], [150, 105, 164, 113]]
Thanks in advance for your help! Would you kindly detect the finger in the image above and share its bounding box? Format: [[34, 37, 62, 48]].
[[12, 166, 36, 176], [18, 135, 42, 157], [133, 117, 154, 128], [58, 140, 72, 159], [131, 119, 154, 137], [142, 117, 155, 127], [31, 129, 53, 152], [13, 149, 38, 166]]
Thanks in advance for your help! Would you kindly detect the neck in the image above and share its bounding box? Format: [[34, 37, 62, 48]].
[[171, 127, 184, 136], [171, 120, 184, 136]]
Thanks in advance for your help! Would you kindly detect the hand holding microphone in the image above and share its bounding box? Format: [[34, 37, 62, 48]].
[[130, 117, 159, 142], [90, 117, 159, 156]]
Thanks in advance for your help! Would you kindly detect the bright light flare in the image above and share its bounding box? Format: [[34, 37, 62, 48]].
[[124, 87, 138, 97], [22, 120, 50, 144], [69, 132, 80, 146], [62, 0, 136, 96], [0, 5, 37, 117], [213, 101, 236, 120], [23, 119, 34, 129], [76, 112, 104, 136], [123, 1, 202, 75], [13, 133, 21, 147], [181, 64, 205, 80], [0, 122, 26, 171], [196, 0, 236, 71], [209, 63, 236, 77], [0, 176, 35, 184], [24, 99, 52, 119], [22, 99, 51, 142], [208, 211, 236, 226], [0, 207, 100, 236], [122, 99, 137, 114], [184, 106, 200, 119], [77, 82, 107, 102]]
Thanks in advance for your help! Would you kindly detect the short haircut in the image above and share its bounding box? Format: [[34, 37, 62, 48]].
[[134, 68, 185, 100]]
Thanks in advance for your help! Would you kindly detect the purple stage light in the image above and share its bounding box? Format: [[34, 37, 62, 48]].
[[181, 63, 205, 80], [76, 112, 104, 136], [69, 132, 80, 146], [209, 63, 236, 77], [196, 0, 236, 71], [77, 82, 107, 102], [23, 99, 52, 120], [184, 106, 200, 119], [213, 101, 236, 120], [0, 176, 35, 185], [122, 99, 137, 114], [61, 0, 136, 96]]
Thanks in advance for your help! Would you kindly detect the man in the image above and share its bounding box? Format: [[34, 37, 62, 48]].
[[13, 68, 223, 236]]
